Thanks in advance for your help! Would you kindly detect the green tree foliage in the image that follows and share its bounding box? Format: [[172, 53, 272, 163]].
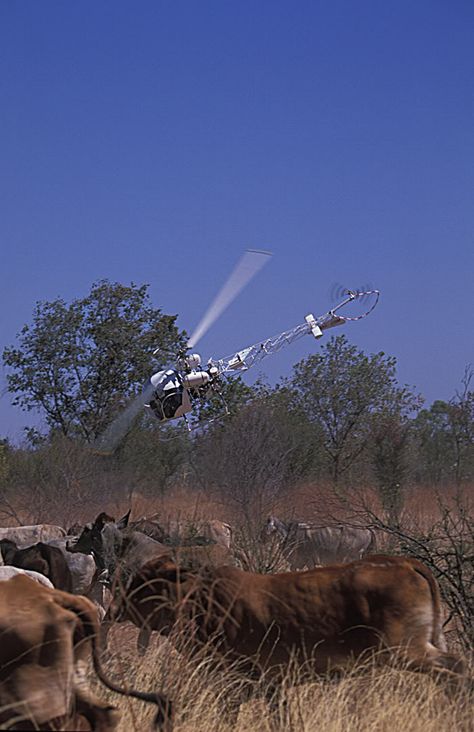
[[413, 400, 457, 484], [3, 281, 186, 442], [413, 367, 474, 485], [288, 335, 421, 486]]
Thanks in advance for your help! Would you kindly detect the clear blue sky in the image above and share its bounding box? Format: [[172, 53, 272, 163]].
[[1, 1, 473, 441]]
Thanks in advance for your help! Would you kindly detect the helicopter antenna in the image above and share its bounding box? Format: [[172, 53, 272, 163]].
[[187, 249, 272, 349]]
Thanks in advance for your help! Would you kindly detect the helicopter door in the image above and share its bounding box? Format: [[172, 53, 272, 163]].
[[146, 369, 192, 422]]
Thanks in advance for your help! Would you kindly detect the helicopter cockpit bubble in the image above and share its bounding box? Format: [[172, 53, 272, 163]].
[[146, 369, 192, 421]]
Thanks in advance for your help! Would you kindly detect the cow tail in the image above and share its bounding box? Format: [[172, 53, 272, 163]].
[[58, 592, 173, 730], [367, 528, 377, 554], [411, 561, 447, 651]]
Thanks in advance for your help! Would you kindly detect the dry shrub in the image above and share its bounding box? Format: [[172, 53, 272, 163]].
[[89, 624, 473, 732]]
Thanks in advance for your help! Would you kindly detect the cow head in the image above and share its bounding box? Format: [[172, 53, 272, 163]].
[[0, 538, 17, 564], [66, 510, 131, 574], [121, 556, 194, 636], [261, 516, 288, 542]]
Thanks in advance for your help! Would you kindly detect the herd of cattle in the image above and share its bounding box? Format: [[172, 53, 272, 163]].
[[0, 512, 470, 730]]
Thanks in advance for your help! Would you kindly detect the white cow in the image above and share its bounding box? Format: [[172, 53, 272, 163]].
[[0, 565, 54, 588], [48, 537, 96, 594], [0, 524, 66, 546]]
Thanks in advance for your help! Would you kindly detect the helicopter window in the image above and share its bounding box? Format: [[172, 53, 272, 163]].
[[162, 390, 184, 419], [149, 370, 185, 421]]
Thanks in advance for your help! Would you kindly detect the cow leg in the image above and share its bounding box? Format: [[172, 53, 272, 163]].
[[137, 625, 152, 655], [74, 695, 120, 732], [74, 661, 120, 731], [99, 611, 114, 653], [217, 678, 254, 728], [384, 641, 470, 697], [401, 647, 469, 695], [221, 698, 241, 727]]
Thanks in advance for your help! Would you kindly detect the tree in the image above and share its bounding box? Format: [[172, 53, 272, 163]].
[[447, 366, 474, 485], [194, 398, 303, 516], [288, 335, 421, 486], [193, 374, 255, 424], [412, 400, 457, 485], [0, 439, 9, 487], [3, 280, 186, 441], [412, 367, 474, 486], [369, 410, 414, 526]]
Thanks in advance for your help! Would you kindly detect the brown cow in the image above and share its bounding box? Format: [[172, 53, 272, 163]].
[[114, 554, 467, 719], [0, 575, 173, 731]]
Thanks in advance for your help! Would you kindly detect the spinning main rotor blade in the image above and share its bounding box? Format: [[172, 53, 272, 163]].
[[187, 249, 272, 349], [92, 381, 155, 454]]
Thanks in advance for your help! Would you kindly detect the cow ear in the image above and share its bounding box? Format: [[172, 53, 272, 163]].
[[94, 513, 113, 530], [116, 509, 131, 530]]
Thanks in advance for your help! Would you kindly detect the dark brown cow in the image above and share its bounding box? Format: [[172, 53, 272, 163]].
[[114, 554, 466, 717], [67, 511, 169, 577], [0, 538, 73, 592], [0, 575, 173, 730]]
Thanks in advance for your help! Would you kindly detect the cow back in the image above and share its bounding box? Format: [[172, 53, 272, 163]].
[[0, 524, 66, 547]]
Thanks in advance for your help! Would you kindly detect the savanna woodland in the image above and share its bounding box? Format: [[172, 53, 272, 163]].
[[1, 281, 473, 730]]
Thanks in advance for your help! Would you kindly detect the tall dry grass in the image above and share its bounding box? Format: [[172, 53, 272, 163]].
[[90, 625, 473, 732]]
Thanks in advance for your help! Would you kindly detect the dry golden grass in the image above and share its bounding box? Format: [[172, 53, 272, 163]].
[[90, 623, 473, 732]]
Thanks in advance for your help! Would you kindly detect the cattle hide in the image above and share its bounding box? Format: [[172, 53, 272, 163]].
[[264, 517, 376, 569], [67, 512, 170, 579], [0, 565, 54, 588], [0, 539, 73, 592], [107, 542, 238, 655], [118, 552, 467, 718], [0, 575, 173, 730], [49, 537, 97, 593], [0, 524, 66, 546]]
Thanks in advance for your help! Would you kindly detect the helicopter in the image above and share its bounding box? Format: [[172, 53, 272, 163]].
[[95, 250, 379, 452]]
